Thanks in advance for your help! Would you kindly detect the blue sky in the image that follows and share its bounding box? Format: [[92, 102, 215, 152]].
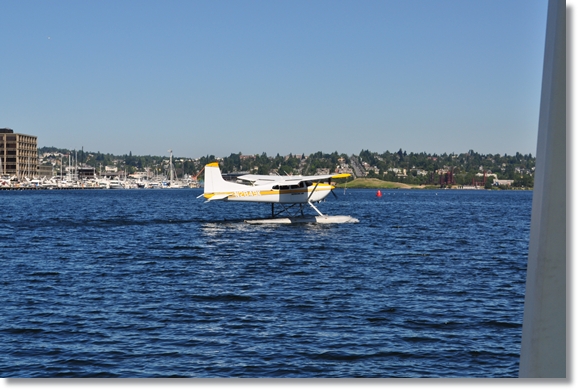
[[1, 0, 548, 158]]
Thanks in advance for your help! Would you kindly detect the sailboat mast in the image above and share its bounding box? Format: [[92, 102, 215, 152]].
[[168, 149, 173, 185]]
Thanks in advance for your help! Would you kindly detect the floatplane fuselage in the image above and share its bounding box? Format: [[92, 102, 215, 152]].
[[200, 162, 358, 224]]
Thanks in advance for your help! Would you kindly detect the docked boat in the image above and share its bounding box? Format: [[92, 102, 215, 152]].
[[108, 179, 124, 189]]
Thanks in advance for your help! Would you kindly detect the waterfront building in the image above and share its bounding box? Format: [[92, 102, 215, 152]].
[[0, 128, 38, 179], [78, 165, 96, 180], [38, 163, 54, 178]]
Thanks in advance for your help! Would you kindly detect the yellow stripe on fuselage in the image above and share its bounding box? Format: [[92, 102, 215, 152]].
[[204, 183, 334, 200]]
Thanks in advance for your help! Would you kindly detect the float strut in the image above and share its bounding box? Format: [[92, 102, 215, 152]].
[[308, 201, 325, 217]]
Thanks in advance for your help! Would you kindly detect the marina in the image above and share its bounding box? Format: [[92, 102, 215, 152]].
[[0, 170, 201, 191], [0, 178, 200, 190], [2, 136, 202, 190]]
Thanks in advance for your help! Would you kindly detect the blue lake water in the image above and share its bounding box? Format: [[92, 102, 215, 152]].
[[0, 188, 532, 378]]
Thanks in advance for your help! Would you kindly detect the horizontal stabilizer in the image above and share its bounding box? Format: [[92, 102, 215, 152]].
[[205, 193, 230, 202]]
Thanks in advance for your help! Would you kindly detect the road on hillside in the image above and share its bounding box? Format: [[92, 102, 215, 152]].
[[349, 155, 365, 178]]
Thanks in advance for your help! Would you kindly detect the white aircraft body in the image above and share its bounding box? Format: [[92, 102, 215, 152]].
[[201, 162, 358, 224]]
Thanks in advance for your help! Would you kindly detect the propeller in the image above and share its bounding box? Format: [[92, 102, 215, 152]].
[[328, 178, 339, 199]]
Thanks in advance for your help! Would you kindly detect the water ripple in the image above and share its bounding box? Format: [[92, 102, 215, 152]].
[[0, 189, 531, 377]]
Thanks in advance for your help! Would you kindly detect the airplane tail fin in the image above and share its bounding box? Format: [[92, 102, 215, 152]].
[[203, 162, 232, 194], [204, 162, 245, 200]]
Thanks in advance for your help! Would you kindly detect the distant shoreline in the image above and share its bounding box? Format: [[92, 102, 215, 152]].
[[335, 178, 532, 190]]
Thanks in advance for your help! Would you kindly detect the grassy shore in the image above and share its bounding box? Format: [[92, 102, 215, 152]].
[[335, 178, 429, 189]]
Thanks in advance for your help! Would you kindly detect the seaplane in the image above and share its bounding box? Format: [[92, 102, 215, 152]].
[[199, 162, 359, 224]]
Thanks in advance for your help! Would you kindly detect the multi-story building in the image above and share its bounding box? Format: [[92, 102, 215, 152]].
[[0, 128, 38, 179], [38, 163, 54, 178]]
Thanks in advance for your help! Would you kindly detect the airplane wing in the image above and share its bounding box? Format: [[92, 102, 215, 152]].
[[236, 174, 285, 186], [237, 173, 350, 186], [298, 173, 351, 182]]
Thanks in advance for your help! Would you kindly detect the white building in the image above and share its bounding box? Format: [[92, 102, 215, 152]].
[[493, 179, 514, 186]]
